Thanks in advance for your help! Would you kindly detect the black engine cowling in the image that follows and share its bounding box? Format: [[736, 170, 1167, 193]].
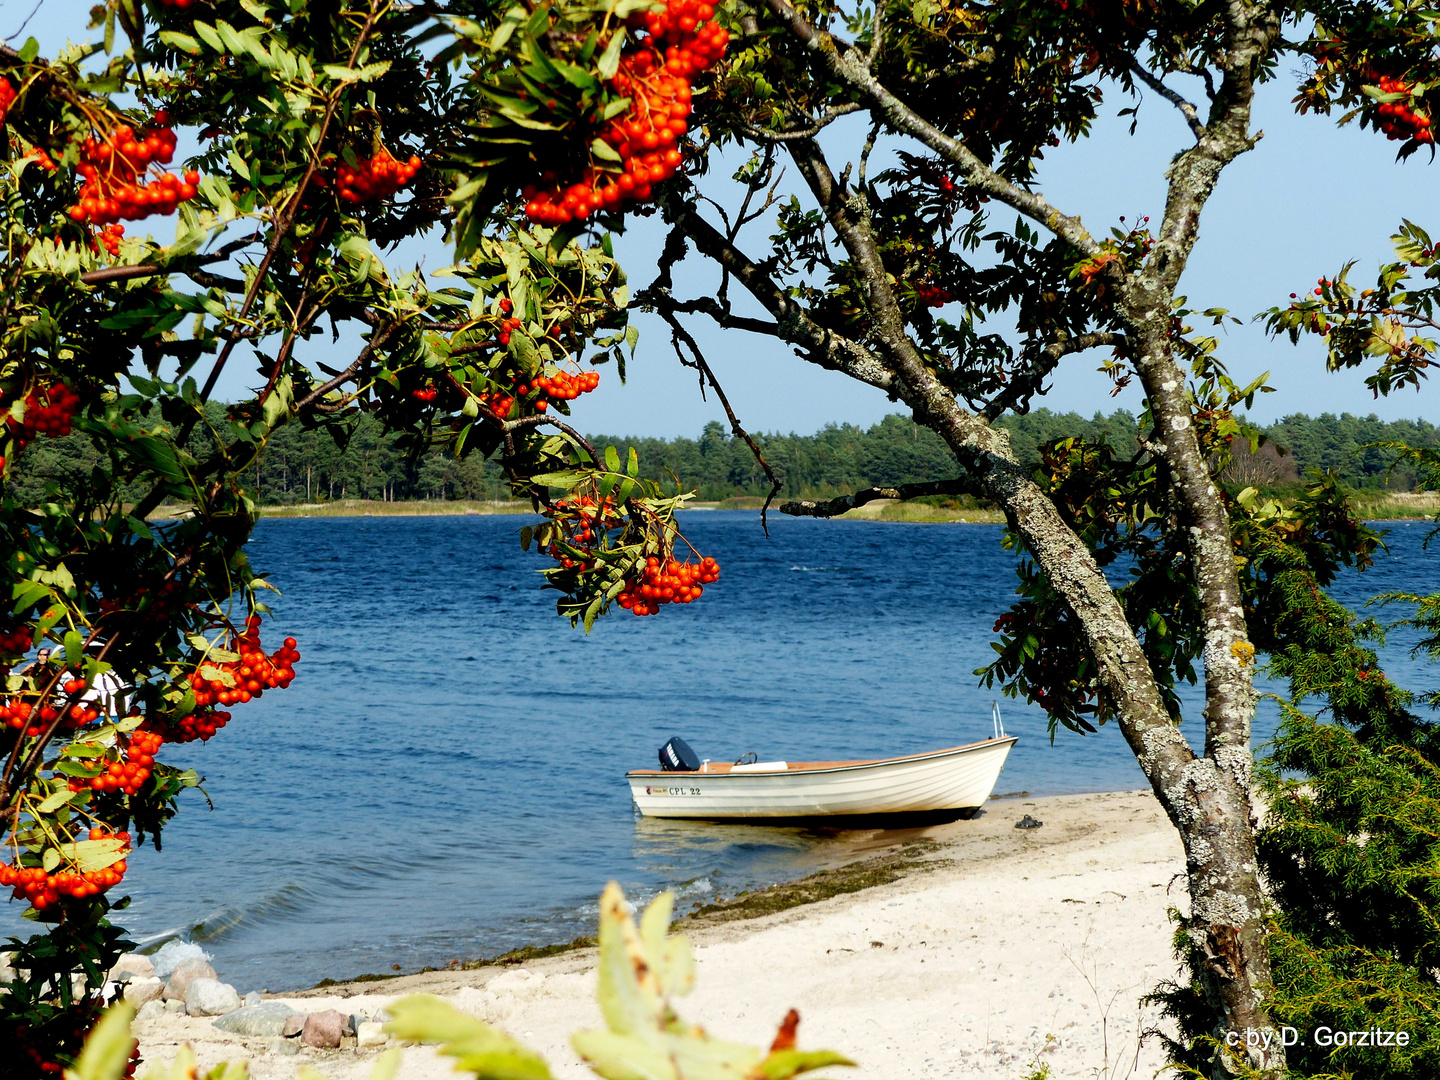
[[658, 736, 701, 772]]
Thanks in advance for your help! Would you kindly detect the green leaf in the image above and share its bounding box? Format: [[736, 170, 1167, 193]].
[[69, 1002, 138, 1080], [63, 629, 83, 667], [228, 150, 252, 182], [64, 838, 129, 872], [385, 996, 554, 1080], [38, 787, 78, 813], [191, 21, 225, 52], [627, 448, 639, 479], [605, 446, 621, 473], [42, 847, 60, 873], [530, 470, 590, 488], [571, 1029, 677, 1080], [592, 139, 624, 164], [368, 1047, 404, 1080], [751, 1050, 857, 1080], [323, 60, 392, 83], [597, 30, 626, 81], [13, 580, 51, 612], [18, 36, 38, 62]]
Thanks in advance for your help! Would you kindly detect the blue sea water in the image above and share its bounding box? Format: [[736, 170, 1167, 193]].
[[3, 512, 1437, 991]]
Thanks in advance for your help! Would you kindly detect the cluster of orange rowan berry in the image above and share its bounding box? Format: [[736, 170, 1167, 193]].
[[617, 556, 719, 616], [1374, 76, 1434, 142], [1, 699, 51, 737], [165, 708, 231, 744], [545, 493, 623, 569], [335, 148, 422, 203], [66, 728, 163, 797], [523, 0, 728, 224], [0, 79, 14, 126], [535, 369, 600, 401], [99, 579, 185, 627], [188, 619, 299, 708], [8, 383, 82, 448], [1, 830, 131, 909], [95, 223, 126, 256], [915, 283, 951, 308], [0, 626, 32, 656], [69, 117, 199, 225], [478, 389, 518, 417]]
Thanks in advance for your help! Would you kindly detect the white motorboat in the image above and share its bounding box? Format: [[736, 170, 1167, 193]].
[[627, 707, 1017, 825]]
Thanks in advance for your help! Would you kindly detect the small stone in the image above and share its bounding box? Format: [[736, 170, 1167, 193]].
[[1015, 814, 1043, 830], [302, 1009, 347, 1049], [345, 1014, 362, 1036], [164, 999, 186, 1014], [0, 952, 13, 985], [185, 977, 242, 1017], [164, 958, 217, 1001], [109, 953, 156, 982], [356, 1022, 388, 1048], [213, 1002, 298, 1036], [244, 991, 262, 1008], [282, 1014, 307, 1038], [137, 1000, 166, 1022], [270, 1037, 301, 1057], [123, 977, 164, 1006]]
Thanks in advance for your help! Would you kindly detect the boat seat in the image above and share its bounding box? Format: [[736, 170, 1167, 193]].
[[730, 761, 788, 772]]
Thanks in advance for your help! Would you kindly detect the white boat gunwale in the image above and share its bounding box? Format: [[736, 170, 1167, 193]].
[[625, 735, 1018, 779]]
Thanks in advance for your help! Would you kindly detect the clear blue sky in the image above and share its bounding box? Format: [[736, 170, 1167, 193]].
[[20, 0, 1440, 437]]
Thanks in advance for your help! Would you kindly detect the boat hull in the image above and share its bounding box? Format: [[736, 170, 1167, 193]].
[[626, 736, 1016, 821]]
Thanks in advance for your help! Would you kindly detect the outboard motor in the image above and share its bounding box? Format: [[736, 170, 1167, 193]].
[[658, 736, 701, 772]]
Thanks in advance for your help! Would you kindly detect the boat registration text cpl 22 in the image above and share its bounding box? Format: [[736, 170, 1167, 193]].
[[646, 785, 702, 796]]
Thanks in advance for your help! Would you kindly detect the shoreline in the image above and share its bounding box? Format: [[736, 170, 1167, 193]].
[[144, 495, 1439, 524], [133, 789, 1187, 1080]]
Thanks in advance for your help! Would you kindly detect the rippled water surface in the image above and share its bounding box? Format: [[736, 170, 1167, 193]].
[[4, 512, 1437, 991]]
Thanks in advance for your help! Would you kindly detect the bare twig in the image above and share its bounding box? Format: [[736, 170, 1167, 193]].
[[740, 102, 863, 142], [653, 304, 783, 533]]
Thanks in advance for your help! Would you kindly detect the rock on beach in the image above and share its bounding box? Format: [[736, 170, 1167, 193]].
[[301, 1009, 350, 1048], [213, 1002, 298, 1036], [185, 977, 243, 1017], [163, 958, 217, 1001]]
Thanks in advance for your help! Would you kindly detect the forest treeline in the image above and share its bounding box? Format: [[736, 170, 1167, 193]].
[[11, 407, 1439, 505]]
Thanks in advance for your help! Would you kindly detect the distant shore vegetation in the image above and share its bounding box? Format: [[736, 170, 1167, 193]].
[[13, 407, 1440, 514]]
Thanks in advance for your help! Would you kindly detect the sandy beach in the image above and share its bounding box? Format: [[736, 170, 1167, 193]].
[[133, 789, 1187, 1080]]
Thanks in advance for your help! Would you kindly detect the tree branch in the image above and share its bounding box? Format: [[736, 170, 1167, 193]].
[[983, 331, 1127, 421], [740, 102, 863, 142], [760, 0, 1098, 256], [1130, 60, 1206, 140], [667, 193, 898, 393], [780, 478, 975, 517]]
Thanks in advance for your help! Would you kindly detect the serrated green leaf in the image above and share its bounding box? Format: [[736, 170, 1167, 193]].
[[385, 996, 554, 1080], [597, 30, 626, 80], [192, 21, 225, 52]]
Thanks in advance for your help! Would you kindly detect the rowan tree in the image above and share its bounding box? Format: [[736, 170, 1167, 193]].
[[0, 0, 1435, 1076]]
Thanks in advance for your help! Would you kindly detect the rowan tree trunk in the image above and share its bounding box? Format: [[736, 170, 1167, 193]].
[[665, 0, 1288, 1067]]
